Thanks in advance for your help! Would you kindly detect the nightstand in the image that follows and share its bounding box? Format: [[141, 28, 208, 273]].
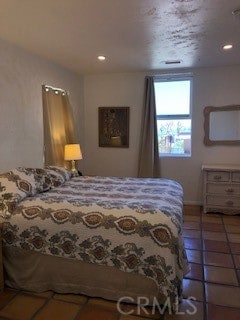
[[0, 220, 3, 292], [202, 164, 240, 214]]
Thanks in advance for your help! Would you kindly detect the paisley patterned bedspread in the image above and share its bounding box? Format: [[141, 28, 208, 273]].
[[1, 167, 189, 307]]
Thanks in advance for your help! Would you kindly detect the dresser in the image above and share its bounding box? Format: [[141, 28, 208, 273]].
[[0, 220, 3, 291], [202, 164, 240, 215]]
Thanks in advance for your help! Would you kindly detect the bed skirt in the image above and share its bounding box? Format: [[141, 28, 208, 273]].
[[3, 246, 159, 304]]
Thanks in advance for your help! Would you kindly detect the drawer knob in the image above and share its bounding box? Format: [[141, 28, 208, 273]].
[[214, 175, 222, 180], [226, 188, 234, 193], [226, 200, 234, 206]]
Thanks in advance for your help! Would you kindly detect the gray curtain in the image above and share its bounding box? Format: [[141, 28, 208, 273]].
[[42, 85, 76, 167], [138, 76, 160, 178]]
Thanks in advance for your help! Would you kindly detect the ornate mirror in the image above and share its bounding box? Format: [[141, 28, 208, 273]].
[[204, 105, 240, 145]]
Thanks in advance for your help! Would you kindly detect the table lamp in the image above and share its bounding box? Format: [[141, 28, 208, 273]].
[[64, 144, 82, 176]]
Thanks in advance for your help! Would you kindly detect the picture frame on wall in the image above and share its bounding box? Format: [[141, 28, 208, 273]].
[[98, 107, 130, 148]]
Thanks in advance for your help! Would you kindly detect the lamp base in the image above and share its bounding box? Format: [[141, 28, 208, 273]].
[[70, 160, 79, 177]]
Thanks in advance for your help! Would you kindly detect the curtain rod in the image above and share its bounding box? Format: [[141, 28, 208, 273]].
[[43, 84, 69, 95]]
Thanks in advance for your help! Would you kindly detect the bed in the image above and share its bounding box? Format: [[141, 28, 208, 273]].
[[0, 166, 188, 309]]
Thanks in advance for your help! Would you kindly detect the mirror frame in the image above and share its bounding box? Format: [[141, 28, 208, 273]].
[[204, 105, 240, 146]]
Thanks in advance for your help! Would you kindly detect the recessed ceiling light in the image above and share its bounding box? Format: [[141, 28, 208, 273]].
[[97, 55, 106, 61], [223, 44, 233, 50]]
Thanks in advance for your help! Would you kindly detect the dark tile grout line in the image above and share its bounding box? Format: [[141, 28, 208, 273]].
[[183, 208, 207, 319], [184, 210, 240, 318], [199, 208, 207, 320], [1, 289, 121, 320], [32, 291, 127, 320], [29, 292, 54, 320], [0, 287, 160, 320], [0, 288, 18, 311], [71, 298, 90, 320], [221, 215, 240, 288], [203, 212, 239, 314], [30, 293, 124, 320]]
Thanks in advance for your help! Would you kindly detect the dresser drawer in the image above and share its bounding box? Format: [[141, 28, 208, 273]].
[[206, 183, 240, 195], [232, 171, 240, 182], [206, 171, 230, 182], [206, 195, 240, 208]]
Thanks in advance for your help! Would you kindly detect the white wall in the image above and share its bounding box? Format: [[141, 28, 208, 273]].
[[84, 73, 144, 177], [0, 39, 84, 173], [84, 66, 240, 204], [1, 37, 240, 205]]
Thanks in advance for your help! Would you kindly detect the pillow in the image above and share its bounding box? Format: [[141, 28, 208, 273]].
[[0, 166, 72, 219], [45, 166, 72, 181], [15, 166, 71, 192], [26, 166, 72, 191], [12, 167, 44, 194], [0, 168, 38, 218]]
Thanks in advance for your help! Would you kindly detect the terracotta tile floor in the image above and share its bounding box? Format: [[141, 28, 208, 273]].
[[1, 205, 240, 320]]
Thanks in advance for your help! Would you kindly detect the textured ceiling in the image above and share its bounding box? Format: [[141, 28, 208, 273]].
[[0, 0, 240, 74]]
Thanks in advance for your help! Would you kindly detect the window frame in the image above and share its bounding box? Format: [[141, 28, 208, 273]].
[[154, 74, 193, 157]]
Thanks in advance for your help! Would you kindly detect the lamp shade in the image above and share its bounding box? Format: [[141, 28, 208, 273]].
[[64, 144, 82, 161]]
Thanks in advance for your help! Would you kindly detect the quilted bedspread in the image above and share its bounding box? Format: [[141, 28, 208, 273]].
[[1, 167, 189, 307]]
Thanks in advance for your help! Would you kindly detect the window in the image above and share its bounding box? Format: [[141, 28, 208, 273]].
[[154, 75, 192, 157]]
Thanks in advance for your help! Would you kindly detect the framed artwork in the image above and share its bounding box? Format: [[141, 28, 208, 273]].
[[98, 107, 130, 148]]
